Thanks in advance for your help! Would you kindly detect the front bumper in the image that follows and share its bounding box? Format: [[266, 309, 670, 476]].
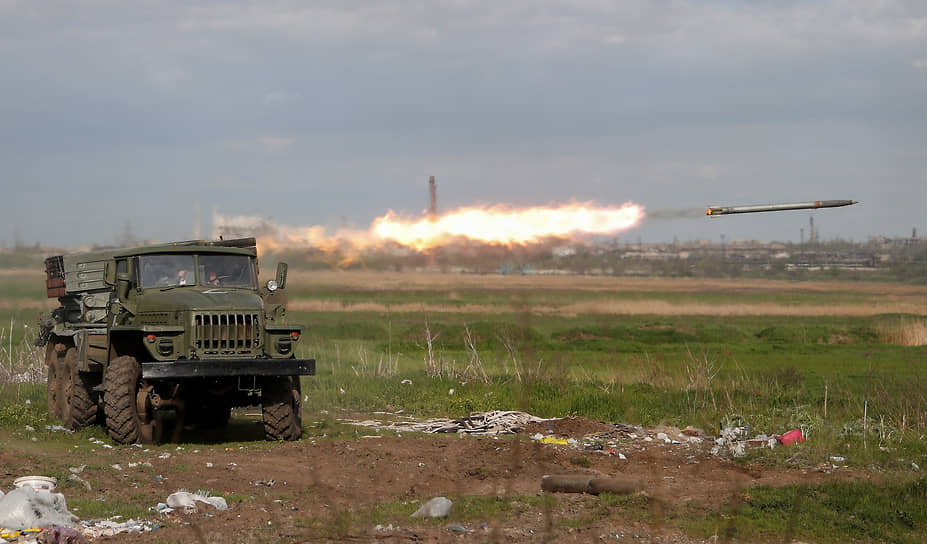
[[141, 358, 315, 379]]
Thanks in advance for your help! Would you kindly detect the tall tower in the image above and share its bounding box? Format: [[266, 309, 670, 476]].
[[429, 176, 437, 221]]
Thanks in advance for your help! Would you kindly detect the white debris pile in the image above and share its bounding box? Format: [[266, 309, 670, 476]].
[[410, 497, 452, 518], [348, 410, 549, 435], [162, 490, 229, 514], [578, 423, 650, 452], [0, 487, 77, 530], [710, 427, 778, 458], [80, 518, 157, 538]]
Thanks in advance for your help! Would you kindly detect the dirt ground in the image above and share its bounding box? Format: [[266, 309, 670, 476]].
[[1, 414, 861, 543]]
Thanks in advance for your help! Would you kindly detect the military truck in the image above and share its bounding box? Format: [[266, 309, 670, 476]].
[[36, 238, 314, 444]]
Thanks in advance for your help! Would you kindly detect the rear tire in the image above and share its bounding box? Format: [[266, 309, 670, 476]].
[[103, 355, 155, 444], [262, 376, 302, 441], [62, 347, 99, 430]]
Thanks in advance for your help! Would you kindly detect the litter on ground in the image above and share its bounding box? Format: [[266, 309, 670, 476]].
[[346, 410, 549, 435]]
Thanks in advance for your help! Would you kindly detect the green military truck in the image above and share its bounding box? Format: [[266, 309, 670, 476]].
[[36, 238, 314, 444]]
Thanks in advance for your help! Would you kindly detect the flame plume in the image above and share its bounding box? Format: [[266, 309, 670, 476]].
[[372, 202, 644, 250], [214, 201, 645, 252]]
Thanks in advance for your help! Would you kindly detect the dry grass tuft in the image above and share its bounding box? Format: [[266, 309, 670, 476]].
[[878, 318, 927, 346], [0, 320, 45, 385]]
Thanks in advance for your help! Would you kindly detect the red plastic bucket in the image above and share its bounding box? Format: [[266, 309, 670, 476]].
[[778, 429, 805, 445]]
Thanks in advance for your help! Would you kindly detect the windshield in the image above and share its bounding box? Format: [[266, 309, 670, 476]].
[[199, 255, 256, 288], [137, 254, 256, 289], [139, 255, 196, 288]]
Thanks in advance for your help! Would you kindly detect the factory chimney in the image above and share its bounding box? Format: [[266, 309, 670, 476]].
[[429, 176, 437, 222]]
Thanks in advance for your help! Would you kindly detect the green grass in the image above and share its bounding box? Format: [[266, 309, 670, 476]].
[[685, 479, 927, 544], [4, 267, 927, 542], [67, 497, 153, 520]]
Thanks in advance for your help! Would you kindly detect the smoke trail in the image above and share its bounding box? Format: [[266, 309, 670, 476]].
[[644, 208, 705, 220]]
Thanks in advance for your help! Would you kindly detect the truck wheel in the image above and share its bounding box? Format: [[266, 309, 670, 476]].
[[45, 343, 65, 419], [103, 355, 155, 444], [262, 376, 302, 441], [62, 347, 99, 430]]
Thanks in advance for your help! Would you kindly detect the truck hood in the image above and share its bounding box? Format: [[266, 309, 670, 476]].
[[136, 288, 263, 313]]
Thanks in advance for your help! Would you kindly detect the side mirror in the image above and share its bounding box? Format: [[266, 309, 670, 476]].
[[275, 262, 288, 290], [104, 262, 116, 286]]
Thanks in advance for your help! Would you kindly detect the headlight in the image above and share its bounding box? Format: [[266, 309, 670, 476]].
[[157, 338, 173, 356], [266, 279, 278, 292]]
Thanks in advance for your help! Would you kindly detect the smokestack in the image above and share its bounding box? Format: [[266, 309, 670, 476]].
[[809, 216, 815, 244], [429, 176, 437, 221]]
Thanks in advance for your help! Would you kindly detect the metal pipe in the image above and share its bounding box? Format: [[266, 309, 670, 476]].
[[706, 200, 857, 216]]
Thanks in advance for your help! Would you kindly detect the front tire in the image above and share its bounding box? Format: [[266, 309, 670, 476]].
[[103, 355, 155, 444], [262, 376, 302, 441]]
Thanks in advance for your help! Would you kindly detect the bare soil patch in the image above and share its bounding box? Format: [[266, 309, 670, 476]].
[[2, 415, 862, 543]]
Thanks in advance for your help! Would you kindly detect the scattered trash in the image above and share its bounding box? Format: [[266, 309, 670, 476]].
[[68, 474, 92, 492], [680, 426, 704, 437], [165, 491, 229, 513], [348, 411, 548, 436], [445, 524, 469, 533], [24, 425, 35, 432], [0, 487, 77, 530], [44, 425, 73, 434], [778, 429, 805, 445], [251, 480, 275, 487], [720, 417, 751, 441], [829, 455, 847, 464], [539, 437, 570, 446], [80, 518, 157, 538], [158, 453, 171, 460], [43, 525, 88, 544], [13, 476, 57, 492], [410, 497, 452, 518]]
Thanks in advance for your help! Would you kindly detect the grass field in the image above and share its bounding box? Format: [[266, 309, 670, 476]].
[[2, 267, 927, 541]]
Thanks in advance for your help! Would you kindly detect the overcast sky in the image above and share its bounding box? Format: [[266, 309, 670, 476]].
[[1, 0, 925, 248]]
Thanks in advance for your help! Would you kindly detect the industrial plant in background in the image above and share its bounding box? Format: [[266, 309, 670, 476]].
[[10, 184, 926, 281]]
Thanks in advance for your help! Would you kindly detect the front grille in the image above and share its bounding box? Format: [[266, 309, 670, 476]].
[[194, 312, 261, 353]]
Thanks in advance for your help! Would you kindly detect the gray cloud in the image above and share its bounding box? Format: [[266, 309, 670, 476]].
[[1, 1, 925, 246]]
